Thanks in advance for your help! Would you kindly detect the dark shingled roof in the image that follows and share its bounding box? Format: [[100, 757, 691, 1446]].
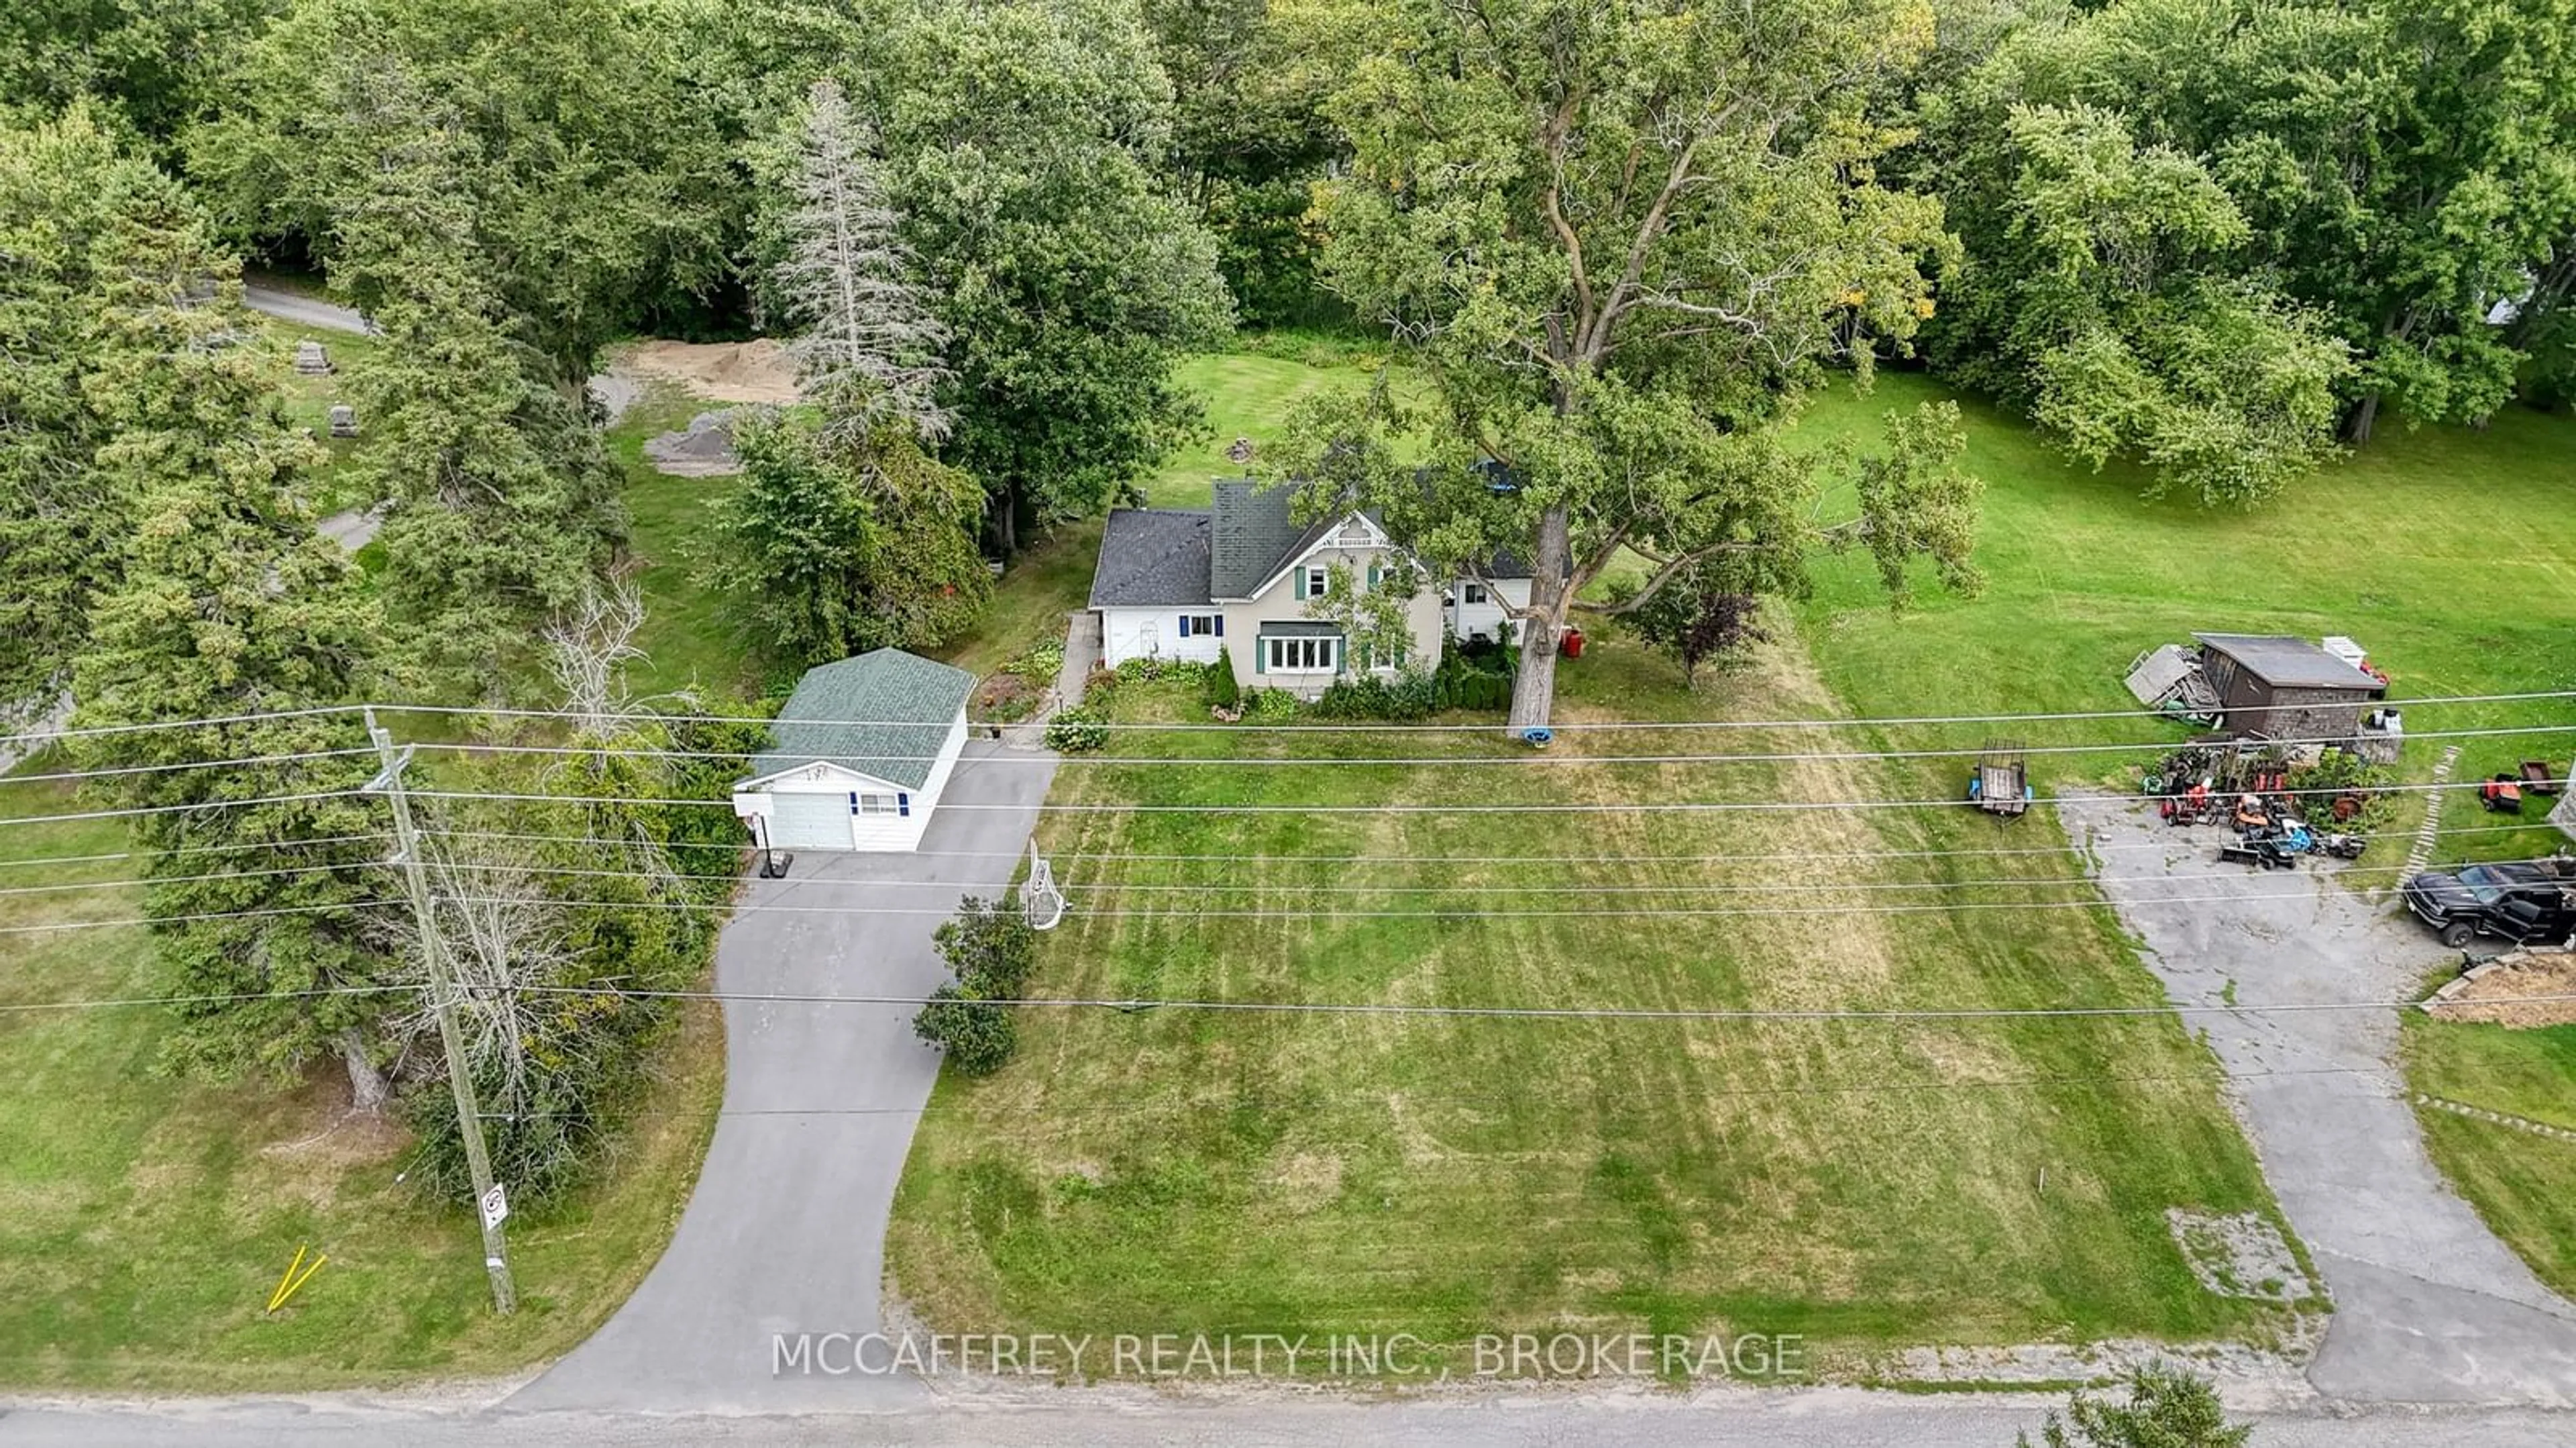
[[1210, 480, 1328, 599], [742, 649, 974, 791], [2194, 633, 2383, 692], [1089, 508, 1214, 607], [1094, 477, 1536, 603]]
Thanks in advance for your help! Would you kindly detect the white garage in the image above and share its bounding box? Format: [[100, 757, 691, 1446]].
[[730, 649, 977, 854]]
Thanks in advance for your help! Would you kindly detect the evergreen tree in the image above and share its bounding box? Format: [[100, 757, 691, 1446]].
[[773, 78, 951, 448], [0, 105, 170, 703], [64, 178, 394, 1106], [317, 56, 626, 692]]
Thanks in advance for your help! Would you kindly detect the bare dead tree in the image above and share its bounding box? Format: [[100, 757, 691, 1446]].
[[542, 576, 649, 737], [775, 79, 953, 447], [388, 837, 580, 1119]]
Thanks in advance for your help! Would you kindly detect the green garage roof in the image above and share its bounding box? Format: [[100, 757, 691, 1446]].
[[743, 649, 975, 790]]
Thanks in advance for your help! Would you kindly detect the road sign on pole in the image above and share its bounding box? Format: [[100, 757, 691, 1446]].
[[479, 1184, 509, 1231]]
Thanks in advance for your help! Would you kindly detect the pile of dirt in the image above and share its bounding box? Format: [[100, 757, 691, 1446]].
[[643, 411, 745, 477], [623, 339, 800, 404], [2428, 951, 2576, 1028]]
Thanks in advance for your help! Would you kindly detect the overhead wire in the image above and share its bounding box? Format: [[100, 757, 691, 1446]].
[[7, 687, 2569, 749], [5, 976, 2573, 1024]]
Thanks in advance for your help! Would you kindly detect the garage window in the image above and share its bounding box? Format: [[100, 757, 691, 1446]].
[[1177, 614, 1220, 637], [855, 793, 900, 815]]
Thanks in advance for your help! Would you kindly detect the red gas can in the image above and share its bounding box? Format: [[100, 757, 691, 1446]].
[[1559, 627, 1585, 659]]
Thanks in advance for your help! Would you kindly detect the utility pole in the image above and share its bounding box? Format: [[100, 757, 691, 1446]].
[[364, 708, 517, 1314]]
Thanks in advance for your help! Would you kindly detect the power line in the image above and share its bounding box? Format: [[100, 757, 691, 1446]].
[[424, 886, 2413, 921], [12, 717, 2565, 788], [397, 721, 2576, 770], [0, 861, 386, 898], [0, 984, 415, 1015], [0, 790, 361, 831], [0, 703, 364, 747], [7, 976, 2573, 1025], [11, 688, 2566, 749], [0, 899, 396, 936], [411, 820, 2545, 867], [0, 832, 387, 873], [9, 856, 2400, 899], [399, 774, 2565, 814], [504, 982, 2576, 1023], [0, 817, 2506, 884], [0, 746, 376, 788], [368, 689, 2576, 735]]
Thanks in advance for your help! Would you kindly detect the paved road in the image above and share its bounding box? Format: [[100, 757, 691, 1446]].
[[5, 1390, 2572, 1447], [242, 281, 372, 335], [505, 740, 1057, 1412], [2064, 797, 2576, 1406]]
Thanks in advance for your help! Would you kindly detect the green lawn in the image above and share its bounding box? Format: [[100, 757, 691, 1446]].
[[887, 643, 2304, 1374], [2403, 1013, 2576, 1302], [0, 775, 726, 1389], [258, 316, 382, 519], [1793, 371, 2576, 857], [1140, 350, 1407, 508]]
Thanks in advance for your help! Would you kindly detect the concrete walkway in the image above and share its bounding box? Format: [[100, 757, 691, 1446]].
[[506, 739, 1057, 1412], [243, 282, 372, 336], [2063, 796, 2576, 1406], [1001, 610, 1099, 749]]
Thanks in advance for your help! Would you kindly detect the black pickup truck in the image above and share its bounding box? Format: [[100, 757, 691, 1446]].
[[2402, 858, 2576, 949]]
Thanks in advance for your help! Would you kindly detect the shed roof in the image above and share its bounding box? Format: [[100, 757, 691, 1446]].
[[1089, 508, 1214, 607], [2194, 633, 2383, 692], [743, 649, 973, 790]]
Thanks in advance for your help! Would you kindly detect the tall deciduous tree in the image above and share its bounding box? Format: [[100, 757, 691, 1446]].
[[63, 173, 394, 1108], [698, 409, 989, 671], [1943, 0, 2576, 442], [0, 0, 278, 144], [868, 0, 1234, 554], [1919, 97, 2350, 505], [1142, 0, 1357, 327], [1299, 0, 1982, 729]]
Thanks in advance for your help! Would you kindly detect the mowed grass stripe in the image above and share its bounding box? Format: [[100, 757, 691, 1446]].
[[886, 632, 2294, 1365]]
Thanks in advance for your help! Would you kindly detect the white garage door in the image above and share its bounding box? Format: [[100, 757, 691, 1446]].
[[765, 790, 851, 851]]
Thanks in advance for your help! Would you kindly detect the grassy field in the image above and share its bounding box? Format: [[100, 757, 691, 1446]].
[[2402, 1013, 2576, 1302], [0, 776, 726, 1389], [1793, 370, 2576, 860], [886, 640, 2304, 1372]]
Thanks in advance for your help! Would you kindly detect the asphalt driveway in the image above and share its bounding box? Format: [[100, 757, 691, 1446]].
[[507, 739, 1056, 1412], [2063, 796, 2576, 1406]]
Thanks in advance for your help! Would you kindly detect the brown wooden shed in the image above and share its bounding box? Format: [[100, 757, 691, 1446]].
[[2193, 633, 2387, 739]]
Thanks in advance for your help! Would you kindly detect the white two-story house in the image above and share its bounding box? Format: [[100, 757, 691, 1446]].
[[1088, 480, 1533, 692]]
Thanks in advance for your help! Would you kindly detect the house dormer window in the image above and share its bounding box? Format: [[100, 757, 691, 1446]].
[[1300, 566, 1329, 599]]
